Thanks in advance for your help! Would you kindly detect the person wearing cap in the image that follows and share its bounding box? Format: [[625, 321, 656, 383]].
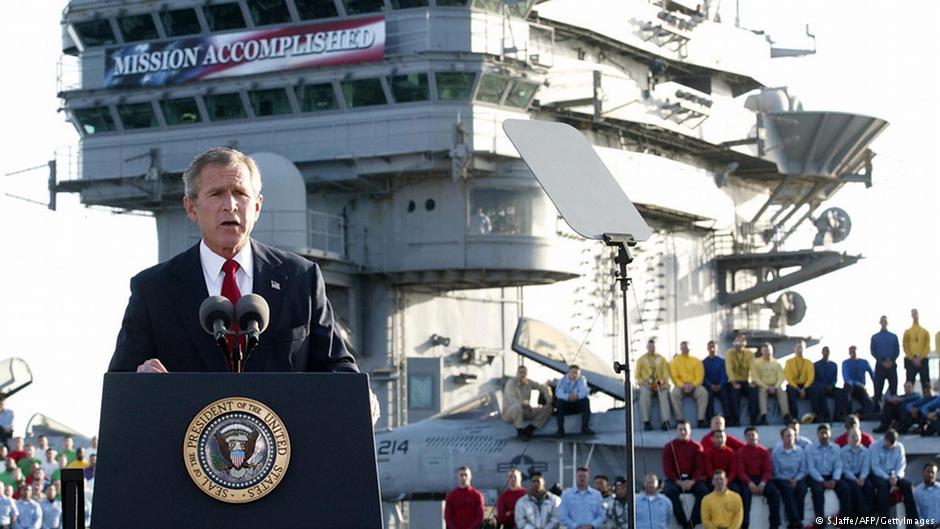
[[701, 470, 743, 529], [839, 428, 873, 518], [634, 474, 671, 529], [670, 341, 709, 429], [805, 424, 849, 526], [725, 334, 755, 427], [603, 476, 630, 529], [637, 339, 672, 432], [914, 463, 939, 529], [514, 472, 560, 529]]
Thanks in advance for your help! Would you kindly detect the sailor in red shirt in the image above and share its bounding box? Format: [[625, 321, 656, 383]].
[[662, 420, 709, 529], [705, 430, 738, 484], [833, 414, 874, 447], [700, 415, 744, 452], [494, 469, 526, 529], [444, 465, 485, 529], [734, 427, 782, 529]]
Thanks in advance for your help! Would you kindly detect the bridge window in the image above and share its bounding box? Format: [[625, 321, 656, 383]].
[[475, 74, 509, 104], [343, 0, 386, 15], [391, 0, 429, 7], [247, 0, 292, 26], [205, 93, 247, 120], [469, 187, 551, 236], [341, 78, 387, 108], [297, 83, 338, 112], [160, 8, 202, 37], [436, 0, 469, 6], [117, 102, 159, 130], [435, 72, 475, 100], [390, 73, 429, 103], [294, 0, 339, 19], [160, 98, 202, 126], [118, 14, 159, 42], [72, 19, 116, 47], [470, 0, 500, 11], [504, 79, 539, 108], [203, 3, 247, 32], [248, 88, 293, 116], [73, 107, 115, 135]]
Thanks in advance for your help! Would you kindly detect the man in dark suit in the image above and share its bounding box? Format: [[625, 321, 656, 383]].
[[109, 147, 357, 375]]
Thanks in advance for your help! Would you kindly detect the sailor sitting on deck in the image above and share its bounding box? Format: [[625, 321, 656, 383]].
[[502, 365, 553, 440], [554, 365, 594, 437]]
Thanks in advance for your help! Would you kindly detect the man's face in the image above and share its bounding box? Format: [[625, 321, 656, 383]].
[[615, 482, 628, 498], [845, 417, 859, 431], [912, 309, 919, 321], [822, 347, 831, 361], [680, 342, 689, 355], [457, 469, 471, 488], [57, 455, 67, 468], [4, 458, 14, 471], [848, 347, 856, 359], [516, 366, 528, 382], [924, 465, 936, 486], [644, 474, 659, 495], [713, 430, 726, 448], [746, 429, 759, 446], [45, 449, 55, 462], [576, 470, 589, 488], [707, 341, 716, 355], [593, 477, 609, 494], [880, 316, 888, 328], [795, 342, 804, 356], [529, 475, 545, 494], [782, 428, 794, 448], [508, 471, 521, 489], [567, 368, 580, 381], [184, 162, 263, 259], [25, 446, 34, 457], [883, 437, 894, 449], [761, 345, 770, 359], [677, 422, 690, 441], [45, 486, 56, 501], [64, 438, 73, 450], [13, 438, 22, 450], [904, 381, 914, 394], [817, 428, 830, 446], [647, 341, 655, 354], [37, 437, 47, 449], [848, 430, 860, 447], [21, 486, 30, 501], [734, 335, 746, 350], [712, 472, 727, 491], [710, 415, 725, 432]]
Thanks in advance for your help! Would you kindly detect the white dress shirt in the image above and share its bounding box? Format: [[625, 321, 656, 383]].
[[199, 240, 254, 298]]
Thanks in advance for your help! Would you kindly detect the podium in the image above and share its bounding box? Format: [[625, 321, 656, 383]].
[[92, 373, 382, 528]]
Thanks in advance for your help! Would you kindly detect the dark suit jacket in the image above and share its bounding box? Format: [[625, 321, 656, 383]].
[[109, 239, 357, 373]]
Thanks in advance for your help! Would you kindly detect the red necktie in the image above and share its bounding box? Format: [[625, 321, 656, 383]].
[[221, 260, 242, 370]]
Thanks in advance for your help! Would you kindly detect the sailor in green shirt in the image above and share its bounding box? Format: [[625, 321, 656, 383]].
[[59, 436, 76, 464], [49, 453, 68, 482], [17, 445, 40, 476], [0, 457, 16, 487]]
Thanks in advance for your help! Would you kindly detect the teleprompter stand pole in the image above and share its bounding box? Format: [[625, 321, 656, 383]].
[[605, 233, 637, 529], [61, 468, 85, 529]]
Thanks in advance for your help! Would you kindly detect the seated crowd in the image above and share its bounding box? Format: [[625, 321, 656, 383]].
[[0, 434, 96, 529]]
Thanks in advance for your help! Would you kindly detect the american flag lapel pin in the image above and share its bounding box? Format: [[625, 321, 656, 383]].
[[271, 280, 281, 290]]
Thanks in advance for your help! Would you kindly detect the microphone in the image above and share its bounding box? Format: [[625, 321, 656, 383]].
[[235, 294, 270, 355], [199, 296, 235, 351]]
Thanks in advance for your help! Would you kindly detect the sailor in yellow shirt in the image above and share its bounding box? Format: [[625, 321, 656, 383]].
[[702, 469, 744, 529], [637, 338, 672, 431], [669, 341, 709, 428], [784, 340, 814, 422], [903, 308, 932, 397], [724, 334, 755, 427], [750, 343, 789, 424]]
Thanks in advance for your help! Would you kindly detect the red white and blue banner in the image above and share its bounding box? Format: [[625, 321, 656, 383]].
[[103, 17, 385, 88]]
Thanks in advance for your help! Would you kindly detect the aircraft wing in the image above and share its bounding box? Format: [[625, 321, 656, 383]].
[[511, 317, 626, 401]]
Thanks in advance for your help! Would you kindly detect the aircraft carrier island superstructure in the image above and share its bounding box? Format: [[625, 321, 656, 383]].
[[55, 0, 888, 527]]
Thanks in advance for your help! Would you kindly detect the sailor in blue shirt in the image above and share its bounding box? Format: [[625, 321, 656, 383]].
[[898, 383, 940, 434], [636, 473, 672, 529], [914, 463, 940, 528], [559, 466, 606, 529], [13, 486, 41, 529], [868, 430, 918, 519], [809, 346, 841, 422], [555, 365, 593, 436], [771, 427, 807, 527], [923, 387, 940, 436], [39, 485, 60, 529], [804, 424, 849, 522], [840, 428, 874, 518], [871, 315, 900, 406], [702, 340, 733, 422], [875, 382, 921, 433], [841, 346, 874, 415], [0, 489, 17, 529]]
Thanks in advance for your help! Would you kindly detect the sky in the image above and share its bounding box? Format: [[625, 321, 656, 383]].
[[0, 1, 938, 436]]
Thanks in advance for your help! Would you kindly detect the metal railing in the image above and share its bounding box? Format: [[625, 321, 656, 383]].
[[308, 210, 345, 260], [57, 54, 82, 93], [54, 145, 82, 182]]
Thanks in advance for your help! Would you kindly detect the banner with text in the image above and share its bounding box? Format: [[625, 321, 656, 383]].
[[103, 17, 385, 88]]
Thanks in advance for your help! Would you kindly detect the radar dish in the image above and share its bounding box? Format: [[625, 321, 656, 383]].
[[0, 358, 32, 399], [813, 207, 852, 246]]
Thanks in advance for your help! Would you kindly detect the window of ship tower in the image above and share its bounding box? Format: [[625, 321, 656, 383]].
[[203, 3, 247, 32], [247, 0, 292, 26], [205, 93, 248, 120], [341, 78, 388, 108], [435, 72, 476, 100], [160, 97, 202, 126], [160, 8, 202, 37], [390, 73, 430, 103], [248, 88, 293, 116], [504, 79, 539, 108], [297, 83, 339, 112], [437, 0, 470, 6], [391, 0, 430, 8], [475, 74, 510, 104], [117, 103, 159, 130], [294, 0, 339, 19], [72, 107, 116, 135], [343, 0, 386, 15], [118, 13, 159, 42], [72, 19, 117, 47]]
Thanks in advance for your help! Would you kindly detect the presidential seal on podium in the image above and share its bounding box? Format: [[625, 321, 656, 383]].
[[183, 397, 291, 503]]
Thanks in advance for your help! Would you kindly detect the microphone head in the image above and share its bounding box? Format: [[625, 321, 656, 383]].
[[235, 294, 270, 333], [199, 296, 234, 335]]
